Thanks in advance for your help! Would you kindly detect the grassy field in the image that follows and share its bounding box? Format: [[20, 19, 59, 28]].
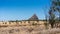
[[0, 26, 60, 34]]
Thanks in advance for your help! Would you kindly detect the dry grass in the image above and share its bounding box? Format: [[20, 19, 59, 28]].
[[0, 26, 60, 34]]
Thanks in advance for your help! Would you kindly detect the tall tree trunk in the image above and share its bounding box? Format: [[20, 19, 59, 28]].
[[51, 23, 54, 28]]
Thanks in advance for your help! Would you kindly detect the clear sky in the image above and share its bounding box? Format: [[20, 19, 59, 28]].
[[0, 0, 51, 21]]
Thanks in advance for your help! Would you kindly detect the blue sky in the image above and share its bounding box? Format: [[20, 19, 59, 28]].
[[0, 0, 51, 21]]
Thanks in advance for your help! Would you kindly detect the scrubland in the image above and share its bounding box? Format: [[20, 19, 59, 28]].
[[0, 25, 60, 34]]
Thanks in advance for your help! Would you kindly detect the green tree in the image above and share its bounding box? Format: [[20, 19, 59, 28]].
[[48, 0, 60, 28], [51, 0, 60, 21], [49, 11, 55, 28]]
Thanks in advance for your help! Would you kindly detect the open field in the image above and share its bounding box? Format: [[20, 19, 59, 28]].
[[0, 25, 60, 34]]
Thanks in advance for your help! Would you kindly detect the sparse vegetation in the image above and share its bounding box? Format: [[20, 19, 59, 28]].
[[0, 26, 60, 34]]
